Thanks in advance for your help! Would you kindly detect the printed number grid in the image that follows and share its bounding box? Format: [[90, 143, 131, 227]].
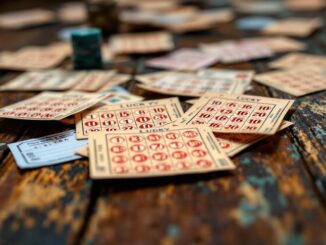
[[187, 98, 276, 132], [151, 77, 237, 96], [105, 128, 216, 176], [257, 69, 326, 95], [0, 97, 81, 119], [81, 106, 173, 136]]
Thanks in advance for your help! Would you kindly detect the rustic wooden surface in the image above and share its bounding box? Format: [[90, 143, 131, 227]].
[[0, 1, 325, 245]]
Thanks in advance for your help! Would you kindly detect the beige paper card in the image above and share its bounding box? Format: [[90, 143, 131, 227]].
[[99, 74, 131, 91], [269, 53, 326, 69], [176, 92, 294, 135], [75, 97, 184, 139], [101, 92, 144, 105], [0, 91, 109, 121], [255, 66, 326, 96], [110, 32, 174, 55], [286, 0, 326, 11], [214, 121, 293, 157], [135, 71, 187, 84], [72, 71, 116, 92], [254, 37, 306, 53], [200, 40, 273, 64], [137, 73, 250, 97], [262, 18, 323, 37], [0, 45, 68, 71], [88, 125, 235, 179], [197, 68, 254, 92], [58, 2, 87, 23], [75, 145, 89, 157], [0, 70, 83, 91], [0, 9, 55, 29]]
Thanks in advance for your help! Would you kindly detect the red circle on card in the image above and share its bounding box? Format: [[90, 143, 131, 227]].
[[139, 124, 154, 129], [192, 149, 207, 157], [132, 154, 148, 162], [110, 145, 126, 154], [129, 135, 144, 143], [112, 155, 127, 164], [152, 152, 168, 161], [182, 130, 198, 138], [85, 121, 99, 127], [153, 114, 168, 120], [165, 132, 179, 140], [102, 120, 117, 126], [136, 116, 151, 123], [135, 165, 150, 173], [105, 128, 118, 132], [149, 143, 165, 151], [172, 151, 187, 159], [218, 142, 230, 149], [187, 140, 202, 148], [196, 160, 212, 168], [155, 163, 171, 171], [110, 136, 125, 144], [114, 166, 129, 174], [130, 144, 146, 152], [147, 134, 161, 141], [101, 113, 115, 119], [168, 141, 184, 149]]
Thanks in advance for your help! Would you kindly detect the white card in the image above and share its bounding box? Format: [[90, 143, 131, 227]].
[[8, 130, 88, 169]]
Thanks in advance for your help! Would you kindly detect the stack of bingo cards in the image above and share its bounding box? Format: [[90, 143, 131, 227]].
[[71, 28, 103, 69]]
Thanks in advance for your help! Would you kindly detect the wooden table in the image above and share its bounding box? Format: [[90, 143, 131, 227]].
[[0, 2, 325, 245]]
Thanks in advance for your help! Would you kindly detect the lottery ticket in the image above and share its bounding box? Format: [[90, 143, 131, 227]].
[[135, 71, 187, 84], [253, 37, 306, 53], [0, 45, 69, 71], [8, 130, 87, 169], [88, 125, 235, 179], [0, 70, 84, 91], [146, 49, 219, 71], [255, 66, 326, 96], [269, 53, 326, 69], [197, 68, 254, 93], [200, 39, 273, 64], [109, 32, 174, 54], [176, 92, 294, 135], [101, 92, 144, 105], [0, 8, 55, 29], [0, 91, 109, 121], [137, 73, 250, 97], [75, 97, 184, 139], [214, 121, 293, 157], [98, 74, 131, 92], [72, 71, 116, 92], [262, 18, 323, 37]]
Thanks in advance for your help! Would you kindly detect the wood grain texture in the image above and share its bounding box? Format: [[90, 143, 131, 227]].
[[0, 1, 325, 245]]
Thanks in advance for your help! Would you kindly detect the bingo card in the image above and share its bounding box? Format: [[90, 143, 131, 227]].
[[0, 91, 109, 121], [269, 53, 326, 69], [176, 92, 294, 135], [75, 97, 184, 139], [109, 32, 174, 54], [88, 126, 235, 179], [137, 73, 250, 97], [255, 66, 326, 96]]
